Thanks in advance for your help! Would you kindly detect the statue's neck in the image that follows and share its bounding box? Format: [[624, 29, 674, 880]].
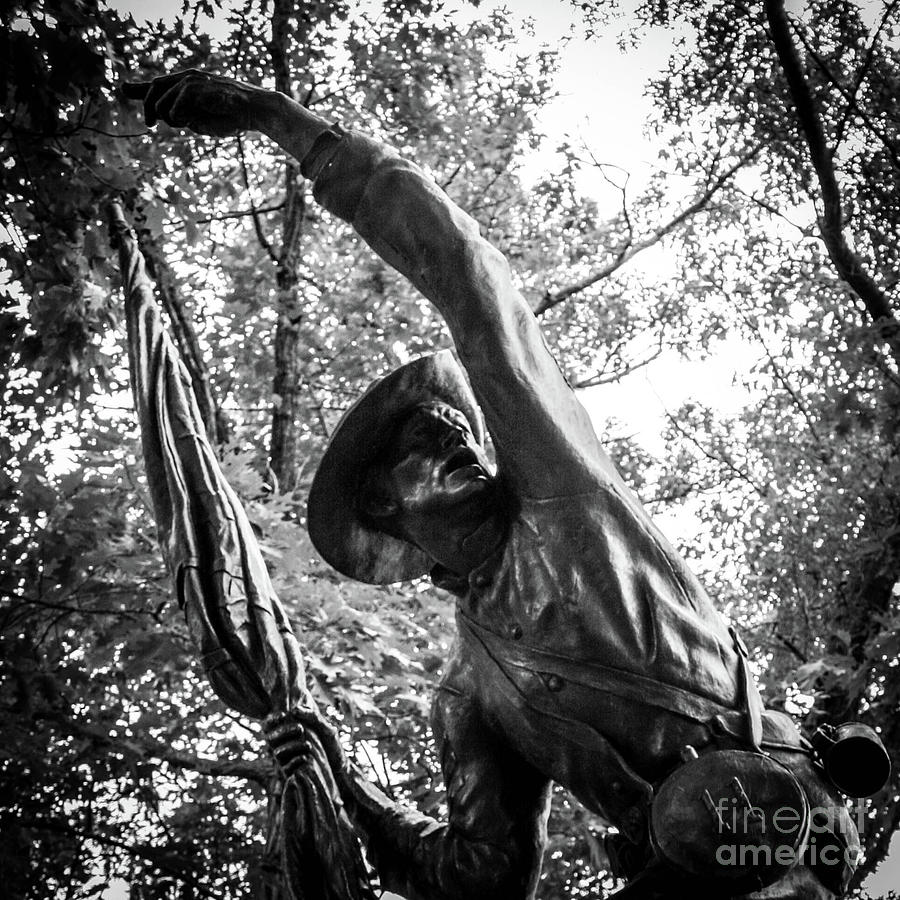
[[428, 511, 507, 595]]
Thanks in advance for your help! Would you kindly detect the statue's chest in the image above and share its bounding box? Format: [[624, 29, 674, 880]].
[[459, 511, 660, 672]]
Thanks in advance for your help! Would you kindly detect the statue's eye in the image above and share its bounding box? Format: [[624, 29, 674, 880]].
[[405, 424, 434, 450]]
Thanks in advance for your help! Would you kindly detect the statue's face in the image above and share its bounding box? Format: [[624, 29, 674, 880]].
[[362, 401, 502, 575], [378, 401, 493, 516]]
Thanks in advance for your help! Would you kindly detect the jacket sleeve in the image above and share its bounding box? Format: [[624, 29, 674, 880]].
[[304, 129, 624, 498], [341, 685, 551, 900]]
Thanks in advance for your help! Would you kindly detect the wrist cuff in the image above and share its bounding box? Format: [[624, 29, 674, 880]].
[[300, 127, 343, 180]]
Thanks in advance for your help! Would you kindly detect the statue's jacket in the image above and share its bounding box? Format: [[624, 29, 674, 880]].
[[301, 127, 859, 895]]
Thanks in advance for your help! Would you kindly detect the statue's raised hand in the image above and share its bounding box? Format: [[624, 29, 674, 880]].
[[123, 69, 261, 137]]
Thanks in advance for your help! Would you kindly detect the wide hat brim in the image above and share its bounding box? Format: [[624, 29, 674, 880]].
[[307, 350, 485, 584]]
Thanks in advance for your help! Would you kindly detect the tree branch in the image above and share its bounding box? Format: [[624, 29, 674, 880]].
[[196, 201, 285, 225], [835, 0, 899, 147], [571, 333, 664, 389], [0, 589, 163, 627], [535, 149, 759, 315], [35, 709, 273, 786], [663, 408, 768, 499], [733, 303, 822, 444], [772, 629, 808, 664], [236, 136, 279, 264]]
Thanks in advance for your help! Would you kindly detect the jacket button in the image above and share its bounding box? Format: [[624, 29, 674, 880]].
[[471, 572, 491, 589], [546, 674, 564, 692], [510, 623, 523, 640]]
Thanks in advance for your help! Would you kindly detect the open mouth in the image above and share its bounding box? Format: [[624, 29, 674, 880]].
[[442, 448, 485, 486]]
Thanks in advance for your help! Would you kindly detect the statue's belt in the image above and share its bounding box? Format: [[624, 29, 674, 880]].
[[455, 612, 775, 841]]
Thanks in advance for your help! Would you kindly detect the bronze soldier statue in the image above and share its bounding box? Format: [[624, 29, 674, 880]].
[[124, 69, 885, 899]]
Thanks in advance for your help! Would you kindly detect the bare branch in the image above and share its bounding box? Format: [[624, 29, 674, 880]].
[[732, 185, 812, 236], [772, 629, 809, 664], [440, 161, 464, 190], [733, 304, 822, 444], [0, 589, 162, 624], [584, 152, 634, 247], [195, 201, 285, 225], [35, 709, 273, 786], [663, 408, 768, 499], [571, 332, 664, 389], [236, 136, 279, 264], [535, 148, 759, 316]]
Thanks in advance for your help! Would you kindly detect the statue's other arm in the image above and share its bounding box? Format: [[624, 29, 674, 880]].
[[351, 687, 551, 900], [270, 678, 552, 900]]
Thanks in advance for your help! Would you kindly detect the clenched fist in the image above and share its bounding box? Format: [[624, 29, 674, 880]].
[[123, 69, 264, 137], [264, 708, 350, 781]]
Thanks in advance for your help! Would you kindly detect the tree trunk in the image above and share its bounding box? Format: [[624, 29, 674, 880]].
[[267, 0, 308, 491], [269, 175, 307, 490], [764, 0, 900, 372]]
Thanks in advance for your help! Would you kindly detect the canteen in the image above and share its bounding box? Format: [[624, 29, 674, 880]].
[[812, 723, 891, 797]]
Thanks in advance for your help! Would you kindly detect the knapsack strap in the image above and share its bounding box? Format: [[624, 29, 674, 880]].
[[729, 626, 764, 751]]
